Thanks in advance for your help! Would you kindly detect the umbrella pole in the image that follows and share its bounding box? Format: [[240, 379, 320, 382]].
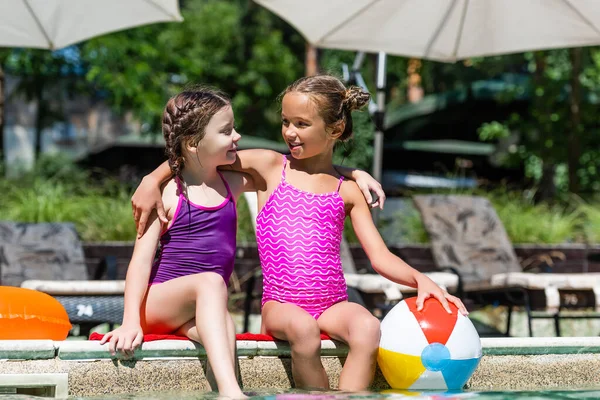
[[372, 52, 387, 223]]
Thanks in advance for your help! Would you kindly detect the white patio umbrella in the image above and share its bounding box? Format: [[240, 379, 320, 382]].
[[254, 0, 600, 62], [0, 0, 182, 171], [254, 0, 600, 185], [0, 0, 182, 50]]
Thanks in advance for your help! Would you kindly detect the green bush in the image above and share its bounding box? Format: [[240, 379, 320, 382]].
[[1, 177, 138, 242], [491, 192, 582, 244], [371, 190, 588, 245], [578, 202, 600, 244]]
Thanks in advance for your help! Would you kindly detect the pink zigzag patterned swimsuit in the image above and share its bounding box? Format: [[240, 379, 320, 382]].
[[256, 155, 348, 319]]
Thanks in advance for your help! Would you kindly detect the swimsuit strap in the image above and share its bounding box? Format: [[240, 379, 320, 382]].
[[217, 171, 233, 198], [281, 154, 287, 181], [336, 176, 344, 192]]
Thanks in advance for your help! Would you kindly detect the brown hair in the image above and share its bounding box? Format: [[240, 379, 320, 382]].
[[162, 87, 230, 177], [282, 74, 370, 141]]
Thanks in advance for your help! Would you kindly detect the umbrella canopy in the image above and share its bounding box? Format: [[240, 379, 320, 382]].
[[254, 0, 600, 62], [0, 0, 182, 50], [254, 0, 600, 196]]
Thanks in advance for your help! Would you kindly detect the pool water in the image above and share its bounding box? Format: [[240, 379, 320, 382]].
[[5, 389, 600, 399], [65, 388, 600, 399]]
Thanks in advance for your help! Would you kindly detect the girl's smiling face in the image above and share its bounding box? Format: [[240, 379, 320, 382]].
[[189, 105, 240, 166], [281, 92, 339, 160]]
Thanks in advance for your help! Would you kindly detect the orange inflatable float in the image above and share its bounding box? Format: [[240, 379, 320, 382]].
[[0, 286, 71, 340]]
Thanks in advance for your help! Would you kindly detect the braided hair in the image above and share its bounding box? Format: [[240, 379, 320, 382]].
[[162, 87, 230, 177], [282, 74, 370, 141]]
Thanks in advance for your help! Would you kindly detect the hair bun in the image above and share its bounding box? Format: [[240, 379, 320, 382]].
[[343, 86, 370, 111]]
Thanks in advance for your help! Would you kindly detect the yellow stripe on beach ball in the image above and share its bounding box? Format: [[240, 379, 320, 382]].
[[377, 348, 426, 389]]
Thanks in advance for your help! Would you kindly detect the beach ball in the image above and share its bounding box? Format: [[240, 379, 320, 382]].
[[378, 297, 482, 390]]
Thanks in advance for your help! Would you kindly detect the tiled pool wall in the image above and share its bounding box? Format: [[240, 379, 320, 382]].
[[1, 337, 600, 398]]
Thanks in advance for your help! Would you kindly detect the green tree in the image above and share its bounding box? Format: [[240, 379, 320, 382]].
[[81, 0, 303, 141], [477, 48, 600, 197], [3, 49, 83, 161]]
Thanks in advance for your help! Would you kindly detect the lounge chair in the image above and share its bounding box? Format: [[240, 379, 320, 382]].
[[412, 195, 600, 337], [0, 222, 125, 336], [241, 192, 460, 327]]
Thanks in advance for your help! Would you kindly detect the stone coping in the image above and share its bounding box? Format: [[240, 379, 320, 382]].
[[3, 337, 600, 396], [2, 337, 600, 361]]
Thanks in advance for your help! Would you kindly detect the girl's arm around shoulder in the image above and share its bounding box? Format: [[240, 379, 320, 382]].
[[220, 170, 255, 200], [221, 149, 282, 191], [334, 165, 386, 209], [342, 182, 469, 315]]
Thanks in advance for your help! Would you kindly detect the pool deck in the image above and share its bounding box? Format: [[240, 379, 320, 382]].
[[1, 337, 600, 397]]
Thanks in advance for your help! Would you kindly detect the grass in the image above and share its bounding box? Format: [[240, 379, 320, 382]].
[[578, 201, 600, 244], [2, 177, 138, 242], [489, 191, 583, 244]]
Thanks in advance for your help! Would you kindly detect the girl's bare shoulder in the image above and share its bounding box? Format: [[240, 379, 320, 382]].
[[160, 178, 180, 216], [338, 179, 364, 207]]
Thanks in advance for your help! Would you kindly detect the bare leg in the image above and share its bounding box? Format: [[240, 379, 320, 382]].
[[144, 272, 246, 399], [177, 314, 241, 396], [175, 320, 218, 392], [262, 301, 329, 389], [318, 302, 380, 391], [226, 313, 237, 365], [177, 314, 236, 360]]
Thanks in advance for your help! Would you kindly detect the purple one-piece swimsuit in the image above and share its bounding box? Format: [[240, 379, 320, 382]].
[[149, 173, 237, 285]]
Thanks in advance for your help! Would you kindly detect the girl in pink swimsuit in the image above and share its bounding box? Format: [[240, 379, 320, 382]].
[[252, 75, 467, 392]]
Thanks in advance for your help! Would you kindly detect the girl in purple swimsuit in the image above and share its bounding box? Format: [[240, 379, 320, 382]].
[[101, 87, 249, 399], [132, 76, 465, 392]]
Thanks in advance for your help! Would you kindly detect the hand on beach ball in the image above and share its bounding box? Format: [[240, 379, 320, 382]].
[[377, 297, 482, 390]]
